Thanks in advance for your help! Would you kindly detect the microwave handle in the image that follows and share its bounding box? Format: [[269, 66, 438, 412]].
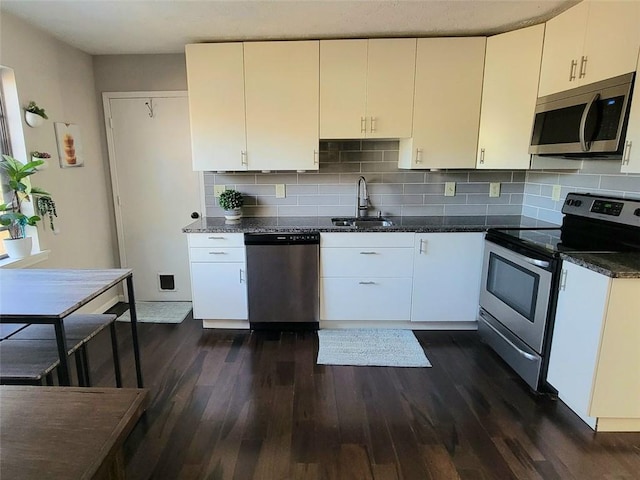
[[579, 93, 600, 152]]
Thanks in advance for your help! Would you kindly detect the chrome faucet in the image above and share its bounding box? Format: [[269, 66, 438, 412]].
[[356, 176, 369, 218]]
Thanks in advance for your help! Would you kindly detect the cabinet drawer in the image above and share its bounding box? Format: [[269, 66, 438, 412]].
[[320, 277, 412, 321], [321, 232, 414, 248], [188, 233, 245, 248], [189, 247, 246, 263], [321, 247, 413, 277]]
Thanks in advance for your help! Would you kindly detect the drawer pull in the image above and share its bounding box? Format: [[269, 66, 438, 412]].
[[208, 236, 225, 240], [209, 251, 226, 255], [359, 251, 378, 255], [358, 281, 376, 285]]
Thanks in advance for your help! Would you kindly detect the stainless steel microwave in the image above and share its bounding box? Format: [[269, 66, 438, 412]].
[[529, 72, 634, 157]]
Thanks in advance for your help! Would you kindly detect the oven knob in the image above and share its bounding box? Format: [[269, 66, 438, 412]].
[[634, 208, 640, 217]]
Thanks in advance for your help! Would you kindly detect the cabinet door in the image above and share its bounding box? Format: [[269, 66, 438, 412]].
[[185, 43, 247, 171], [547, 262, 610, 429], [538, 1, 588, 97], [190, 262, 247, 320], [581, 1, 640, 87], [621, 49, 640, 173], [399, 38, 484, 169], [477, 24, 544, 170], [411, 233, 483, 322], [320, 40, 368, 139], [244, 41, 320, 171], [365, 39, 416, 138]]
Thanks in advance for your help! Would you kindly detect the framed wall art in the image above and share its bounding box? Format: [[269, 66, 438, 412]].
[[54, 122, 84, 168]]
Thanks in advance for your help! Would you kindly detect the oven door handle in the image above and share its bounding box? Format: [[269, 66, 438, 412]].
[[479, 312, 538, 362], [521, 255, 550, 269]]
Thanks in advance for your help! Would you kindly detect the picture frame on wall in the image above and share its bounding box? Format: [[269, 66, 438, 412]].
[[54, 122, 84, 168]]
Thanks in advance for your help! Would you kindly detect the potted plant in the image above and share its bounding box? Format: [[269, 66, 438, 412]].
[[218, 189, 243, 220], [31, 151, 51, 170], [24, 101, 48, 128], [0, 154, 56, 258]]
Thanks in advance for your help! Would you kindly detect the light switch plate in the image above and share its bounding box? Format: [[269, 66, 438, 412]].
[[214, 185, 226, 197], [552, 184, 562, 201], [275, 184, 286, 198], [444, 182, 456, 197], [489, 182, 501, 198]]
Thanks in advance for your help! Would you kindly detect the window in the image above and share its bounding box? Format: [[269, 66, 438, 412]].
[[0, 83, 12, 257]]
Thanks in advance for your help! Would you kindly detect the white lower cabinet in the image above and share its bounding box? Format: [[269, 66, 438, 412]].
[[320, 232, 414, 321], [547, 261, 640, 431], [188, 233, 247, 322], [411, 233, 484, 322]]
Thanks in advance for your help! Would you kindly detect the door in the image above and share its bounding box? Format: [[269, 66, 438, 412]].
[[104, 93, 201, 301]]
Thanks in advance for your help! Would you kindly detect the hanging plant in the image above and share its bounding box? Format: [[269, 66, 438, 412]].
[[36, 195, 58, 231]]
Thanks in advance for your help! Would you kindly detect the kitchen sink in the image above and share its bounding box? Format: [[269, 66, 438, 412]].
[[331, 217, 394, 228]]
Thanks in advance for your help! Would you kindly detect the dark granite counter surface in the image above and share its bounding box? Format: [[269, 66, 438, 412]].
[[183, 215, 559, 234], [560, 252, 640, 279]]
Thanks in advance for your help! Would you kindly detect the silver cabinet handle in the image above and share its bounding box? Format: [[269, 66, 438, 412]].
[[559, 269, 568, 291], [359, 281, 376, 285], [418, 239, 426, 254], [623, 140, 632, 165], [479, 148, 485, 165], [479, 311, 538, 361], [569, 59, 578, 81], [415, 148, 423, 165], [313, 149, 319, 165], [209, 251, 226, 255], [208, 236, 225, 240], [360, 116, 366, 134], [579, 55, 588, 79], [239, 268, 244, 283], [359, 251, 377, 255], [370, 117, 377, 133], [241, 150, 247, 166], [579, 93, 600, 152]]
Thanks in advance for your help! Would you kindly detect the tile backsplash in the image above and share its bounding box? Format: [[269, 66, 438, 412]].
[[204, 140, 525, 217], [523, 160, 640, 224]]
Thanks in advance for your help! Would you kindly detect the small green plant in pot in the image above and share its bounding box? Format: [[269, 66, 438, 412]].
[[24, 101, 48, 128], [218, 189, 243, 220], [0, 154, 56, 258]]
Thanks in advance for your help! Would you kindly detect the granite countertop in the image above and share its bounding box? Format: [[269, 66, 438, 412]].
[[560, 252, 640, 279], [183, 215, 559, 234]]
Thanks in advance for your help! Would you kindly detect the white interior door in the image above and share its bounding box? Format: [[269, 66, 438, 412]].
[[104, 92, 201, 301]]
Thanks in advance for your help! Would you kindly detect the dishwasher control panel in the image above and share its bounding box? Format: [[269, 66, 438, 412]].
[[244, 232, 320, 245]]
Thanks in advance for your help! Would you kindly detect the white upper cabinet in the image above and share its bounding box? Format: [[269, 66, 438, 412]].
[[399, 37, 485, 169], [538, 1, 640, 97], [186, 43, 247, 171], [244, 41, 320, 171], [319, 39, 416, 139], [621, 48, 640, 174], [477, 24, 545, 170], [186, 41, 319, 172]]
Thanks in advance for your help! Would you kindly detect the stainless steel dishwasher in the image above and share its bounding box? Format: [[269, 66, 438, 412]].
[[244, 232, 319, 331]]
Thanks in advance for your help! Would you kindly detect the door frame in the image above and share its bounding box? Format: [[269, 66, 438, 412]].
[[102, 91, 205, 269]]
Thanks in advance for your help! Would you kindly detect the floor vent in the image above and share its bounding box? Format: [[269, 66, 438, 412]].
[[158, 274, 176, 291]]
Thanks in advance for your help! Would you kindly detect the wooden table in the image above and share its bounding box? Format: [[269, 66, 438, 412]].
[[0, 386, 149, 479], [0, 269, 143, 387]]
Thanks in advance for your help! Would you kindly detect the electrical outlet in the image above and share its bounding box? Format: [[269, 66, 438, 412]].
[[275, 184, 286, 198], [552, 184, 562, 201], [489, 182, 501, 198], [444, 182, 456, 197], [214, 185, 226, 197]]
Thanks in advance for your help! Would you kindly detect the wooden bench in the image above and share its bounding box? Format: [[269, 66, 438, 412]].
[[0, 314, 121, 387]]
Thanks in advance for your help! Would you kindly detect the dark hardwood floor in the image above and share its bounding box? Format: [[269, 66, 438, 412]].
[[86, 313, 640, 479]]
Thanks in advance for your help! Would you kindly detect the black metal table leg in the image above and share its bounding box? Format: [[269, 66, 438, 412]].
[[109, 322, 122, 388], [53, 319, 71, 386], [81, 345, 92, 387], [126, 275, 144, 387], [75, 351, 86, 387]]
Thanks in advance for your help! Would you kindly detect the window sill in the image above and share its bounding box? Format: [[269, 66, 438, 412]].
[[0, 250, 50, 269]]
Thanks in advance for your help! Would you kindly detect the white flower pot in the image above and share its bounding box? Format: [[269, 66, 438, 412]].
[[224, 208, 242, 220], [25, 111, 44, 128], [3, 237, 33, 258]]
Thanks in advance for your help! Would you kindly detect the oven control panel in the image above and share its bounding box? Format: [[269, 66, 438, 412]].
[[562, 193, 640, 226]]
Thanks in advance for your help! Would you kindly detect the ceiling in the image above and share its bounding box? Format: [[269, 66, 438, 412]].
[[1, 0, 578, 56]]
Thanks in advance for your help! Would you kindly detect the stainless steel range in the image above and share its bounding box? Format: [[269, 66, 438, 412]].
[[478, 193, 640, 392]]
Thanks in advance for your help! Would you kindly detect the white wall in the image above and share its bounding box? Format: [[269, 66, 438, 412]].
[[1, 12, 118, 274]]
